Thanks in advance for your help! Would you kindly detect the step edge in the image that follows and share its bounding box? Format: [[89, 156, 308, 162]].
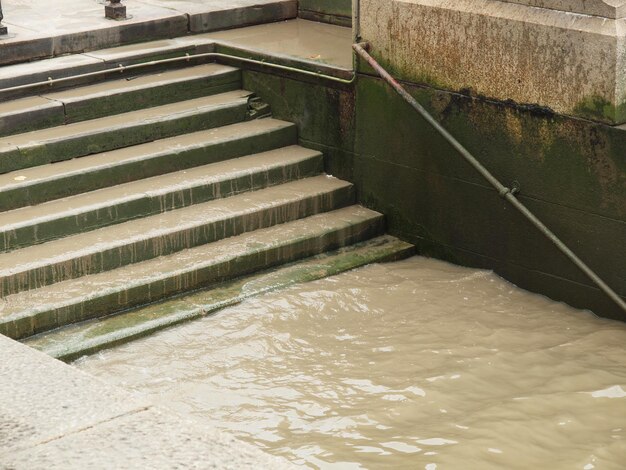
[[0, 175, 351, 288], [0, 91, 254, 149], [0, 120, 299, 196], [0, 145, 318, 231], [0, 207, 385, 338]]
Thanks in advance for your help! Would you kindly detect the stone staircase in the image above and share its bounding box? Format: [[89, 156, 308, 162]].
[[0, 60, 413, 360]]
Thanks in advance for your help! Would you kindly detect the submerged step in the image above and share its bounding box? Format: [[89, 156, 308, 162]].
[[0, 205, 384, 340], [0, 64, 242, 137], [0, 143, 313, 250], [25, 236, 415, 361], [0, 175, 353, 296], [0, 90, 254, 174], [0, 119, 297, 212]]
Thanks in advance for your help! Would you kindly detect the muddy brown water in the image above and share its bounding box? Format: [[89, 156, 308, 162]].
[[75, 257, 626, 469]]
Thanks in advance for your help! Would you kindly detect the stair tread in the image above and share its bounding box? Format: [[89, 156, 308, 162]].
[[0, 174, 351, 275], [0, 90, 252, 152], [0, 144, 318, 230], [40, 64, 238, 103], [0, 118, 294, 195], [24, 235, 415, 361], [0, 205, 382, 320]]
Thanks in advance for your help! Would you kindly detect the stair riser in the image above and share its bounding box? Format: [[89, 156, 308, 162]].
[[0, 125, 298, 213], [1, 215, 385, 340], [1, 142, 309, 251], [0, 102, 250, 175], [61, 70, 243, 125], [0, 105, 65, 140], [0, 70, 242, 138], [1, 183, 352, 296]]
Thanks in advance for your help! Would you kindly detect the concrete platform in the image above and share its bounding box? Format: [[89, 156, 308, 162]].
[[201, 18, 353, 70], [0, 333, 296, 469], [0, 0, 297, 66]]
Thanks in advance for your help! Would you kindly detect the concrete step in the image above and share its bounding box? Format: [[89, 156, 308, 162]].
[[0, 131, 304, 251], [0, 119, 297, 213], [0, 145, 321, 253], [0, 90, 255, 174], [0, 175, 352, 296], [0, 205, 385, 340], [25, 236, 415, 361], [0, 64, 242, 137]]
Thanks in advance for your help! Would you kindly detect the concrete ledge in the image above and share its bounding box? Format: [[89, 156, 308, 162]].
[[298, 10, 353, 27], [359, 0, 626, 123], [500, 0, 626, 18], [0, 334, 295, 468], [187, 0, 298, 33]]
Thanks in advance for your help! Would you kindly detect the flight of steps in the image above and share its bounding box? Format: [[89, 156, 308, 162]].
[[0, 61, 413, 360]]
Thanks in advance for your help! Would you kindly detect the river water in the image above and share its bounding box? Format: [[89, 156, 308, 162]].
[[75, 257, 626, 469]]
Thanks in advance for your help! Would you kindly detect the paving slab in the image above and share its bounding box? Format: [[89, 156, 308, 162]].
[[0, 334, 296, 468], [3, 406, 296, 469], [0, 0, 297, 66], [0, 333, 150, 453]]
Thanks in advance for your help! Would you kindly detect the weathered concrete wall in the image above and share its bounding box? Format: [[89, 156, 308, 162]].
[[298, 0, 352, 26], [242, 70, 356, 181], [359, 0, 626, 124]]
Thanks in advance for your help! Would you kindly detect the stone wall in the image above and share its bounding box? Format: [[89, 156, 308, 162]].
[[298, 0, 352, 26]]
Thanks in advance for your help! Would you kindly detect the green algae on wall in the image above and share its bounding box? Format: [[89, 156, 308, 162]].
[[242, 70, 356, 182], [354, 74, 626, 320], [574, 95, 626, 125]]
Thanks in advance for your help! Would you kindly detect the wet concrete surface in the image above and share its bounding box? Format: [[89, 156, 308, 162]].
[[0, 333, 297, 469]]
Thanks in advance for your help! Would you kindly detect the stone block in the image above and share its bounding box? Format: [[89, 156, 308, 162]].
[[105, 2, 126, 20], [359, 0, 626, 124]]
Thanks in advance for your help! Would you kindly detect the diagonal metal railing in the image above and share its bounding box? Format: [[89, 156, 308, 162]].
[[353, 42, 626, 316]]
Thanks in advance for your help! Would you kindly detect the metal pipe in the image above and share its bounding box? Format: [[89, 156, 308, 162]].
[[353, 42, 626, 315], [352, 0, 361, 43], [352, 0, 361, 71], [0, 51, 355, 96]]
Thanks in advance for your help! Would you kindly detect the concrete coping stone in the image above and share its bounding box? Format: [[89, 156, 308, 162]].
[[498, 0, 626, 18]]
